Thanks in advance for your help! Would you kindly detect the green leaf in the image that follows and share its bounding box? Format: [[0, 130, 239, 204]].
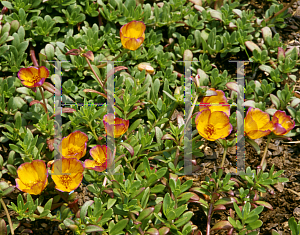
[[107, 198, 117, 209], [163, 193, 171, 216], [6, 164, 17, 176], [246, 220, 263, 230], [45, 44, 55, 60], [137, 207, 154, 221], [109, 218, 129, 235], [162, 90, 177, 101], [288, 217, 298, 235], [150, 184, 165, 194], [233, 202, 242, 220], [44, 198, 53, 211], [180, 180, 193, 193], [174, 211, 193, 227], [248, 206, 264, 217], [0, 219, 7, 235], [120, 142, 134, 157], [1, 1, 13, 9], [128, 119, 142, 133], [85, 225, 104, 232], [141, 187, 150, 209]]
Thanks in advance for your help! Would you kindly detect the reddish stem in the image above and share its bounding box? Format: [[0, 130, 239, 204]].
[[30, 44, 39, 67]]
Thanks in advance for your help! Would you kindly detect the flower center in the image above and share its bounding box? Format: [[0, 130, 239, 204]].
[[96, 156, 106, 166], [205, 124, 215, 136], [67, 146, 81, 156], [32, 75, 41, 83], [60, 175, 72, 188]]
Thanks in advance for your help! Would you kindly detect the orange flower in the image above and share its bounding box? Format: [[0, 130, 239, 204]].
[[120, 21, 146, 51], [199, 88, 230, 116], [103, 114, 129, 138], [195, 109, 232, 141], [84, 145, 107, 172], [244, 107, 274, 139], [272, 110, 295, 135], [18, 66, 49, 88], [51, 158, 84, 192], [61, 131, 88, 160], [15, 160, 48, 195]]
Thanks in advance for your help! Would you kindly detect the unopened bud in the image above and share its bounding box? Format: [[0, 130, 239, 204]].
[[138, 62, 154, 74], [67, 225, 78, 231], [82, 51, 94, 61], [183, 49, 193, 61]]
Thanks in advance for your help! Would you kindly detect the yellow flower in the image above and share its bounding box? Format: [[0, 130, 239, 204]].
[[51, 158, 84, 192], [199, 88, 230, 116], [138, 62, 155, 74], [272, 110, 295, 135], [61, 131, 88, 160], [84, 145, 107, 172], [103, 114, 129, 138], [244, 107, 274, 139], [195, 109, 232, 141], [120, 21, 146, 51], [15, 160, 48, 195], [18, 66, 49, 88]]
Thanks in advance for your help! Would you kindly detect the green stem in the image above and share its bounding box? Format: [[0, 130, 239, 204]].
[[160, 102, 178, 131], [94, 48, 129, 70], [38, 87, 49, 120], [0, 198, 14, 235], [88, 122, 101, 144], [220, 146, 228, 168], [102, 49, 129, 86], [148, 146, 178, 157], [260, 135, 272, 171], [84, 57, 106, 94], [122, 155, 134, 172], [186, 94, 199, 126]]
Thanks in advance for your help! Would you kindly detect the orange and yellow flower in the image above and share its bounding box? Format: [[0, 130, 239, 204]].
[[15, 160, 48, 195], [195, 109, 232, 141], [18, 66, 49, 88], [51, 158, 84, 192], [272, 110, 295, 135], [84, 145, 107, 172], [120, 21, 146, 51], [199, 88, 230, 116], [61, 131, 88, 160], [103, 114, 129, 138], [244, 107, 274, 139]]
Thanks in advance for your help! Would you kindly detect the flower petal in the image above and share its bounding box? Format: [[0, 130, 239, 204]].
[[38, 66, 49, 79]]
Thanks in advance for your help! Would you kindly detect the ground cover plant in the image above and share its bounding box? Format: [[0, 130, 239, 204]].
[[0, 0, 300, 234]]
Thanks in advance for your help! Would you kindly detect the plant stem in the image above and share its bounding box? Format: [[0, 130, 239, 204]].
[[0, 198, 14, 235], [38, 87, 49, 120], [122, 155, 134, 172], [220, 146, 228, 168], [148, 146, 178, 157], [264, 0, 297, 23], [94, 48, 129, 69], [260, 135, 272, 171], [85, 57, 106, 94], [30, 44, 39, 67], [160, 103, 178, 131], [88, 122, 101, 144], [206, 201, 214, 235], [186, 94, 199, 126]]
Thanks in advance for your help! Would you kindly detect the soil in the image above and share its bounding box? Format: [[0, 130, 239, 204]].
[[0, 0, 300, 234]]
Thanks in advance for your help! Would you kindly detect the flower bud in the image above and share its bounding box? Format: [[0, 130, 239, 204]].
[[183, 49, 193, 61], [138, 62, 154, 74], [68, 225, 79, 231], [82, 51, 94, 61], [277, 47, 285, 62]]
